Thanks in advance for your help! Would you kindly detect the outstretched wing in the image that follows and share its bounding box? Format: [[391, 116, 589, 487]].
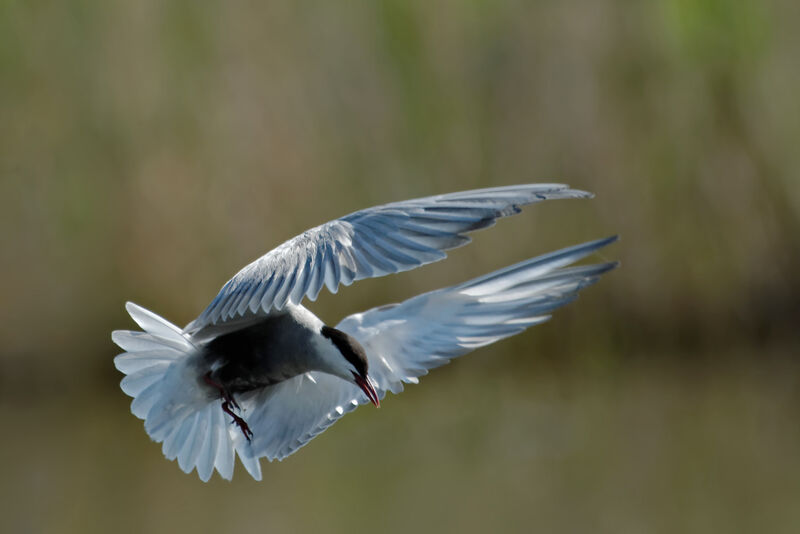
[[235, 237, 618, 463], [337, 236, 618, 394], [185, 184, 591, 334]]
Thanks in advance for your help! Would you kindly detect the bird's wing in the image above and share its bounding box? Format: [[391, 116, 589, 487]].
[[235, 237, 618, 463], [337, 236, 618, 394], [185, 184, 591, 334]]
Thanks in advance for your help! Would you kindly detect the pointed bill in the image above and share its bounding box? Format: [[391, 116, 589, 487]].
[[353, 373, 380, 407]]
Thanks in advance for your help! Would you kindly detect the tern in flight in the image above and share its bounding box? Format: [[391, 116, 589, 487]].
[[112, 184, 617, 481]]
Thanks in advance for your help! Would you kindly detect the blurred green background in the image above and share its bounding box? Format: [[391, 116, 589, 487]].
[[1, 1, 799, 532]]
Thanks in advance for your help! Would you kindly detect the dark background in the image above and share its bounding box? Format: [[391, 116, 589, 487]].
[[1, 1, 799, 532]]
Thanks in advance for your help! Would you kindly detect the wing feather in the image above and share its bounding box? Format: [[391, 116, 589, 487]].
[[185, 184, 591, 333]]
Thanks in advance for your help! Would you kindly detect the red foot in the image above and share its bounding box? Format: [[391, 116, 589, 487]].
[[222, 399, 254, 441], [204, 373, 253, 442]]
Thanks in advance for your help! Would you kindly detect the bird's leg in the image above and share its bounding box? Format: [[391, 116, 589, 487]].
[[221, 399, 254, 442], [203, 372, 253, 442]]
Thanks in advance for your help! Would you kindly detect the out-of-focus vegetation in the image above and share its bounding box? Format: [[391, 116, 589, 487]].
[[1, 1, 798, 533]]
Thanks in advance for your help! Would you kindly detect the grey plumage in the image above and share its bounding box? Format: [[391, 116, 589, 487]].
[[202, 312, 322, 393]]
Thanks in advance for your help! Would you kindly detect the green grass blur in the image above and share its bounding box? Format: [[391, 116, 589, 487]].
[[1, 1, 798, 532]]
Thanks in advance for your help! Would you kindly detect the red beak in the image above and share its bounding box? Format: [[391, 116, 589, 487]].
[[353, 373, 380, 407]]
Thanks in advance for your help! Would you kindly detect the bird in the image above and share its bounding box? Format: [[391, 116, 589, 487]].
[[112, 184, 618, 481]]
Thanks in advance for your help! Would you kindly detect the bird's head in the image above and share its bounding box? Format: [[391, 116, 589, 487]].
[[319, 326, 380, 407]]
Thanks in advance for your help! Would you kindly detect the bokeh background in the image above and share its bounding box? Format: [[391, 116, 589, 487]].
[[2, 1, 799, 532]]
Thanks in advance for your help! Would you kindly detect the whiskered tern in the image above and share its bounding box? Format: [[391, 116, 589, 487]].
[[112, 184, 618, 481]]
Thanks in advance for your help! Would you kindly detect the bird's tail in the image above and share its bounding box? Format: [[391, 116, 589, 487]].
[[112, 302, 262, 481]]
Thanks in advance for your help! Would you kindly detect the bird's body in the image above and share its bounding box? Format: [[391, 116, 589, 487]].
[[202, 305, 335, 394], [113, 184, 617, 481]]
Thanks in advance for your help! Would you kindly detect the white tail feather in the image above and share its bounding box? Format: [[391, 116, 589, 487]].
[[112, 302, 258, 481]]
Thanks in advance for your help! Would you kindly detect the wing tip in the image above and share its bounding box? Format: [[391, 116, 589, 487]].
[[592, 234, 619, 249], [556, 187, 594, 200]]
